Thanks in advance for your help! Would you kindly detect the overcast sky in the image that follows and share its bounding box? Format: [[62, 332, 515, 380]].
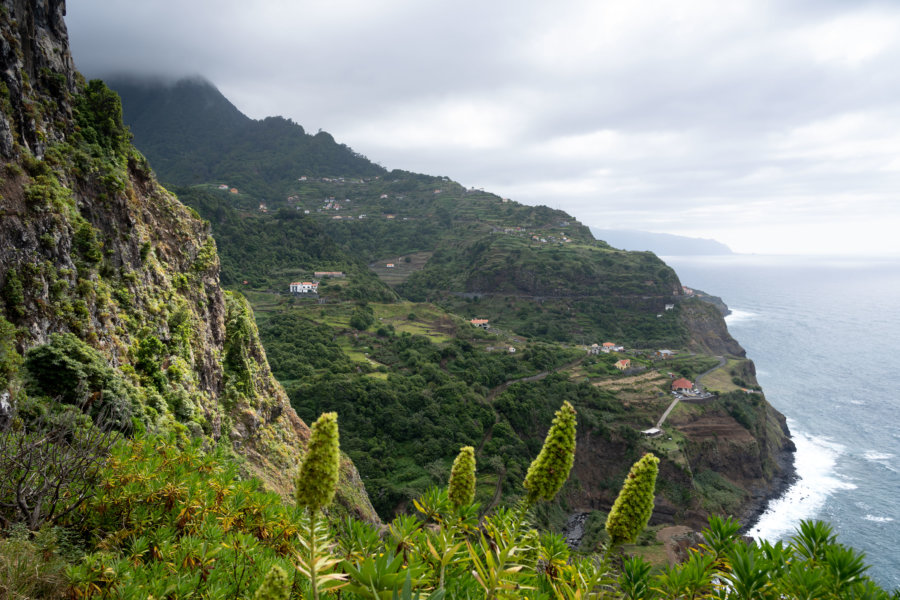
[[66, 0, 900, 255]]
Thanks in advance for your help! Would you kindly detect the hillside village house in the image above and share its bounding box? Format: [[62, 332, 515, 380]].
[[588, 343, 601, 355], [602, 342, 617, 353], [289, 281, 319, 294], [470, 319, 489, 329], [671, 378, 694, 393], [657, 349, 675, 359], [615, 359, 631, 371]]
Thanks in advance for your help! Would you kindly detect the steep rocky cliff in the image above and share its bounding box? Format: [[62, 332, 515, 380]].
[[0, 0, 376, 520], [678, 298, 745, 357]]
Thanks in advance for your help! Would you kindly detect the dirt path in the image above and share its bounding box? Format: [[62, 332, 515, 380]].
[[475, 356, 584, 473], [485, 356, 585, 403], [481, 467, 507, 516]]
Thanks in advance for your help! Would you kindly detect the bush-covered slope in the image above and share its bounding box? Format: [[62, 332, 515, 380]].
[[0, 1, 374, 519], [112, 73, 794, 526]]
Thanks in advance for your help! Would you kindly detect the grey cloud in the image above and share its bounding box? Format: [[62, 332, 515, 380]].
[[64, 0, 900, 254]]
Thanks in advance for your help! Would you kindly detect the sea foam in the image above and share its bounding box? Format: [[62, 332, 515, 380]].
[[749, 425, 855, 542], [724, 309, 757, 325], [863, 451, 894, 462]]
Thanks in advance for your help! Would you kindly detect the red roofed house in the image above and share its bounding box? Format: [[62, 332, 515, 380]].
[[470, 319, 489, 329], [671, 378, 693, 393], [614, 359, 631, 371]]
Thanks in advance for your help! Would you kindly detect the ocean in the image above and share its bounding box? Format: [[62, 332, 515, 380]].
[[663, 254, 900, 590]]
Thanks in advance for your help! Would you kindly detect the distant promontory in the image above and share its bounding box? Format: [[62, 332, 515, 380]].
[[591, 228, 734, 256]]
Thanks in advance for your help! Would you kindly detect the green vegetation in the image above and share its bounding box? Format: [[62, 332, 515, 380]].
[[605, 453, 660, 545], [2, 22, 877, 596], [1, 410, 894, 598], [109, 77, 384, 200], [523, 401, 577, 504], [448, 446, 476, 509]]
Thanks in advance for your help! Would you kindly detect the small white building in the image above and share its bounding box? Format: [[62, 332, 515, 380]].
[[290, 281, 319, 294]]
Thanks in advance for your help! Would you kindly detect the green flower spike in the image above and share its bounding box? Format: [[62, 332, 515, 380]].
[[523, 401, 577, 504], [605, 452, 660, 545], [448, 445, 477, 508], [253, 564, 291, 600], [295, 411, 341, 513]]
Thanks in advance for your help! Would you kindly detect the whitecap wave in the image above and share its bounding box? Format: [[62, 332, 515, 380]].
[[749, 427, 855, 542], [725, 309, 757, 325], [864, 515, 894, 523], [863, 451, 894, 462]]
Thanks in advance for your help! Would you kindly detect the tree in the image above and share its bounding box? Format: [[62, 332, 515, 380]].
[[0, 406, 120, 530]]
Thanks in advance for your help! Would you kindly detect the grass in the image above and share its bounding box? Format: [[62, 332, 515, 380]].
[[698, 358, 745, 394], [372, 302, 456, 342], [370, 251, 433, 286], [623, 542, 670, 567], [643, 428, 690, 467], [339, 340, 383, 367]]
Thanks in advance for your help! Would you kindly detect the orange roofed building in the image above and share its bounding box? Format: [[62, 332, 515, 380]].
[[671, 378, 693, 393]]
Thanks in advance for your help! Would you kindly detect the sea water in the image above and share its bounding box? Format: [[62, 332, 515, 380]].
[[663, 254, 900, 590]]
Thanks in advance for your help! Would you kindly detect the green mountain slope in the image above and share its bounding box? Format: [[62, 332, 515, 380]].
[[111, 75, 794, 527], [0, 9, 375, 519], [108, 76, 385, 199]]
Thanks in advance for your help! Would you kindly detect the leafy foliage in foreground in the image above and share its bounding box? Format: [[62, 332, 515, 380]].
[[0, 427, 894, 598]]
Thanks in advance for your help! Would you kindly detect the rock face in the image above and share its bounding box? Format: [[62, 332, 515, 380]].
[[0, 0, 376, 521], [560, 300, 793, 529], [678, 298, 745, 357]]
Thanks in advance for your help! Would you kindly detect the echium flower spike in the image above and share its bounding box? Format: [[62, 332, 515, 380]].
[[605, 453, 660, 545], [448, 446, 477, 508], [523, 401, 577, 504], [295, 412, 341, 513], [253, 564, 291, 600]]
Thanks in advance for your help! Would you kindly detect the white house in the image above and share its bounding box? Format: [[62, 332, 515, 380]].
[[290, 281, 319, 294]]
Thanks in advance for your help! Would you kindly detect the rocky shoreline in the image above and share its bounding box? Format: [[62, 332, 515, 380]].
[[738, 441, 798, 533]]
